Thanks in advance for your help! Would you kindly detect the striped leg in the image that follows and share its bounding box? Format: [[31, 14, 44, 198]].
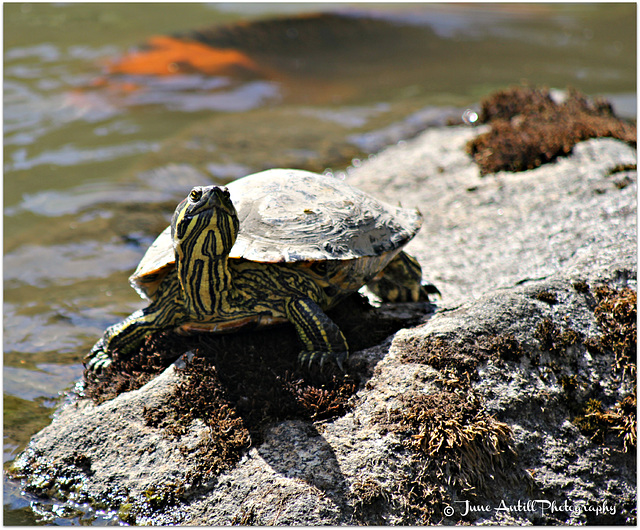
[[85, 308, 158, 372], [285, 297, 349, 370], [366, 251, 440, 303], [85, 271, 184, 373]]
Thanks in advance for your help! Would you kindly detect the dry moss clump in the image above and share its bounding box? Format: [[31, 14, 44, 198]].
[[534, 318, 583, 357], [282, 374, 357, 421], [527, 284, 636, 452], [591, 286, 637, 377], [378, 390, 524, 523], [389, 332, 528, 522], [482, 333, 525, 363], [533, 290, 559, 305], [397, 335, 486, 375], [350, 478, 391, 523], [397, 392, 517, 492], [397, 333, 525, 375], [83, 330, 191, 404], [144, 356, 251, 481], [572, 285, 637, 451], [467, 86, 637, 175], [574, 394, 637, 453]]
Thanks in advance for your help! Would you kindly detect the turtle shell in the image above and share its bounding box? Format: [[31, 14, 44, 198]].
[[130, 168, 422, 300]]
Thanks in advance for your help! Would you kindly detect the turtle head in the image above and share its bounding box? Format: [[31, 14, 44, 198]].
[[171, 185, 240, 258]]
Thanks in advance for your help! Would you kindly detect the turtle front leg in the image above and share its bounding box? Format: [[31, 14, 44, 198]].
[[285, 298, 349, 370], [86, 337, 110, 373], [85, 309, 157, 372], [85, 273, 184, 373]]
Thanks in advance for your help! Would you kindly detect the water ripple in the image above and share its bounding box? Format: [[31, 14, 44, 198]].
[[4, 241, 143, 288], [6, 140, 160, 171], [122, 79, 282, 112], [3, 364, 85, 400]]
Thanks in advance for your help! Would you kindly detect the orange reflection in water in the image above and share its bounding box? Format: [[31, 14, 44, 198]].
[[106, 35, 263, 77]]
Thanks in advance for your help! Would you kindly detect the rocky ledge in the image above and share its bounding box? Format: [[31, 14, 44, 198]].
[[9, 88, 637, 525]]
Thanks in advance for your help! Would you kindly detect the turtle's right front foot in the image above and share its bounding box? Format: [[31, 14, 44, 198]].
[[84, 338, 113, 373], [298, 349, 349, 372]]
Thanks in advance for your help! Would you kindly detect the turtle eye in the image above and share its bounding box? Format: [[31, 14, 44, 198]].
[[189, 188, 202, 203], [311, 261, 329, 276]]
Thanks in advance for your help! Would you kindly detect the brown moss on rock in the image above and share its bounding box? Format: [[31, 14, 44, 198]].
[[570, 285, 637, 451], [534, 318, 583, 357], [592, 285, 637, 377], [482, 333, 524, 363], [350, 477, 391, 523], [572, 280, 591, 294], [528, 284, 637, 452], [388, 279, 636, 523], [399, 392, 516, 485], [377, 389, 527, 523], [467, 86, 637, 175], [83, 330, 192, 404], [533, 290, 559, 305], [397, 335, 486, 375], [281, 374, 357, 421], [81, 294, 431, 490], [145, 356, 251, 482], [574, 393, 637, 453], [397, 332, 525, 374], [377, 331, 537, 522], [125, 328, 359, 487], [169, 335, 358, 442]]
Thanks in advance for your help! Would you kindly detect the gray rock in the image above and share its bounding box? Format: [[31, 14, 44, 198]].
[[344, 128, 636, 307], [10, 125, 637, 525]]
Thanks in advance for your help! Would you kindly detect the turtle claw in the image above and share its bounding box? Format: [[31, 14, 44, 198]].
[[334, 351, 348, 372], [84, 339, 113, 373], [421, 282, 442, 299], [297, 350, 315, 369], [298, 350, 348, 371]]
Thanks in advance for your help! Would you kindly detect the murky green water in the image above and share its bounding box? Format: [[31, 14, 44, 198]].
[[3, 2, 636, 524]]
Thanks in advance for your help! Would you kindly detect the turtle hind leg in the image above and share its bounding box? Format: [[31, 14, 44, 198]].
[[366, 251, 440, 303], [285, 297, 349, 370]]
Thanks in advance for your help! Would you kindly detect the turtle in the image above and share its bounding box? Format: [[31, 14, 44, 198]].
[[86, 168, 433, 373]]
